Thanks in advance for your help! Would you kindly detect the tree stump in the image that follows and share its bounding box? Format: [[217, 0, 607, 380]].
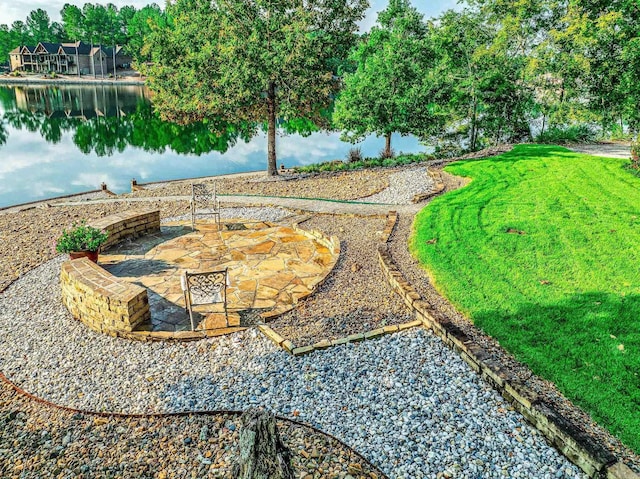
[[234, 409, 294, 479]]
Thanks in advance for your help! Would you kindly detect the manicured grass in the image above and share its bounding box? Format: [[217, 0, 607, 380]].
[[410, 144, 640, 452]]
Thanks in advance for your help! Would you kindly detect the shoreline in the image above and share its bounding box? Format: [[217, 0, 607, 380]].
[[0, 74, 145, 86], [0, 169, 269, 213]]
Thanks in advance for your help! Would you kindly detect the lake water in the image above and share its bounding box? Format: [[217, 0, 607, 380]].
[[0, 84, 425, 208]]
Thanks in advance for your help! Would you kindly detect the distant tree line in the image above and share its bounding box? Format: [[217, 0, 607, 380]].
[[0, 3, 167, 66]]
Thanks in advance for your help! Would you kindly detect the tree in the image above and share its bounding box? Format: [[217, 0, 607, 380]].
[[126, 4, 165, 63], [26, 9, 59, 43], [61, 4, 86, 41], [144, 0, 368, 175], [429, 9, 532, 150], [333, 0, 440, 156], [0, 25, 10, 65], [10, 21, 30, 49]]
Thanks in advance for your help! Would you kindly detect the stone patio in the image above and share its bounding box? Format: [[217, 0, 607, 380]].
[[99, 219, 339, 336]]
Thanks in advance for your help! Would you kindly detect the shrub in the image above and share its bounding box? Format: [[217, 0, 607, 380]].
[[293, 152, 432, 174], [535, 124, 597, 144], [379, 147, 395, 159], [346, 147, 363, 163], [56, 222, 109, 253]]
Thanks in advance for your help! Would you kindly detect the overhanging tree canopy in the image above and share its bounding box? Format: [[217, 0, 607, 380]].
[[144, 0, 368, 175]]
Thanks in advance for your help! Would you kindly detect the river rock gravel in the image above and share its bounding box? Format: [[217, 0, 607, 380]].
[[360, 167, 434, 204], [0, 257, 586, 478]]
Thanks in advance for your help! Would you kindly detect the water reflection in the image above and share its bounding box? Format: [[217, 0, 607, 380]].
[[0, 84, 424, 208]]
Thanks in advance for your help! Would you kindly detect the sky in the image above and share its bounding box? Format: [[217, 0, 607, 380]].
[[0, 0, 460, 29]]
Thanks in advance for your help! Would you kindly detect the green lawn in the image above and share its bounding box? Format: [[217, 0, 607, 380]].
[[411, 144, 640, 452]]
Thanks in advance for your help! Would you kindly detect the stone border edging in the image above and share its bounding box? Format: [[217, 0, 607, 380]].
[[0, 371, 388, 479], [412, 167, 446, 203], [255, 210, 425, 355], [376, 212, 639, 479]]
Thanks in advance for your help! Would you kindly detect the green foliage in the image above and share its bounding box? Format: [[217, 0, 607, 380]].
[[630, 137, 640, 170], [295, 152, 431, 173], [144, 0, 367, 175], [411, 144, 640, 453], [333, 0, 440, 156], [429, 8, 533, 150], [126, 4, 166, 63], [56, 222, 108, 253], [535, 124, 597, 144]]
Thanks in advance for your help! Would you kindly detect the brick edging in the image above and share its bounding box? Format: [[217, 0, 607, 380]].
[[377, 212, 638, 479]]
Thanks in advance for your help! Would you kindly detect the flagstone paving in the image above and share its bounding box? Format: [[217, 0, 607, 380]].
[[99, 219, 339, 334]]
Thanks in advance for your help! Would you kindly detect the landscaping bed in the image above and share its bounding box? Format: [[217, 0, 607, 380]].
[[0, 380, 382, 479]]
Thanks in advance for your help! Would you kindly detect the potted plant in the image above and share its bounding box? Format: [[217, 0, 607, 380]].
[[56, 222, 109, 263]]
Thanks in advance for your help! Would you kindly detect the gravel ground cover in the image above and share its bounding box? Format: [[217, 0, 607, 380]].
[[0, 257, 586, 478], [359, 167, 434, 204], [270, 214, 413, 346], [125, 168, 395, 201], [0, 381, 382, 479], [0, 200, 189, 291]]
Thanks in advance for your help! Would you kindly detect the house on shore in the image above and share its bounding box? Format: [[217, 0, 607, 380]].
[[9, 41, 132, 76]]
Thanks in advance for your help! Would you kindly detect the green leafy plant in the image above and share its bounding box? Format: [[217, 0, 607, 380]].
[[56, 222, 108, 253], [630, 137, 639, 169], [295, 153, 432, 174], [535, 124, 597, 144]]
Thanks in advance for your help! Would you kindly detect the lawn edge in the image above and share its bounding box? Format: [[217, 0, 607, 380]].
[[378, 211, 638, 479]]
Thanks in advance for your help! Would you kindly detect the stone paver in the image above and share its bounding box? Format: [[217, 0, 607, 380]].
[[100, 219, 339, 334]]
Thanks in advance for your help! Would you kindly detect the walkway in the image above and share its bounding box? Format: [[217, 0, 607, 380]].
[[54, 194, 424, 216]]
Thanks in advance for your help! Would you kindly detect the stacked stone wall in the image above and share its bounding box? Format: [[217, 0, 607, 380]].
[[91, 209, 160, 249], [60, 258, 150, 335]]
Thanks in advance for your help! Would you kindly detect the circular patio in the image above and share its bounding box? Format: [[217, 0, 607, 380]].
[[99, 219, 340, 338]]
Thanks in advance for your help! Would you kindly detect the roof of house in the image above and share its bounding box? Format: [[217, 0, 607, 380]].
[[11, 41, 127, 57], [38, 42, 60, 53], [59, 42, 92, 55]]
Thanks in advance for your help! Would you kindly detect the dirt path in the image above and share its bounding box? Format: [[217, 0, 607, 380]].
[[567, 142, 631, 158]]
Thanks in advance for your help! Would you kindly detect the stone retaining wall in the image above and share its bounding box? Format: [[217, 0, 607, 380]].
[[60, 209, 159, 336], [91, 209, 160, 249], [376, 212, 638, 479], [60, 258, 150, 335]]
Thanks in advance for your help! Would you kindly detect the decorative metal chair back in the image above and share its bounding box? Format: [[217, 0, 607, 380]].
[[190, 182, 220, 229], [181, 268, 229, 331]]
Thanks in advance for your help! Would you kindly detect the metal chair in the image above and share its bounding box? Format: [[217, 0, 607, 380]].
[[190, 182, 221, 230], [180, 268, 229, 330]]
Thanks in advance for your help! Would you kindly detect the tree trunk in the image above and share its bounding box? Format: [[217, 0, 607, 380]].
[[470, 97, 478, 151], [266, 82, 278, 176], [384, 132, 392, 157], [234, 409, 294, 479]]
